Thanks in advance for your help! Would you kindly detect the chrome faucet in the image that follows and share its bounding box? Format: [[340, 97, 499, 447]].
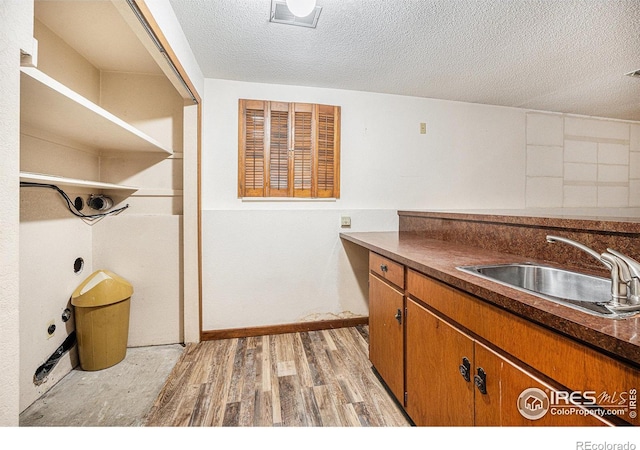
[[546, 235, 630, 307]]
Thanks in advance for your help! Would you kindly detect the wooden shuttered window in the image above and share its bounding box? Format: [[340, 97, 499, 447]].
[[238, 99, 340, 198]]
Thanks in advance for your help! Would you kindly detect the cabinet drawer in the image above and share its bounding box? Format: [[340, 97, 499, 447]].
[[370, 252, 404, 288]]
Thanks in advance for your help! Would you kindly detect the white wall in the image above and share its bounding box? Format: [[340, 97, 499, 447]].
[[182, 103, 200, 342], [201, 79, 527, 330], [19, 194, 90, 411], [18, 6, 186, 412], [526, 112, 640, 208], [204, 80, 526, 211], [1, 0, 34, 427]]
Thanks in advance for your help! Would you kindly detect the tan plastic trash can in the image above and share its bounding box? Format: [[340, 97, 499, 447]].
[[71, 270, 133, 371]]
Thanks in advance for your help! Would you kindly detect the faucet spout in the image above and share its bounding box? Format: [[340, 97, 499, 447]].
[[545, 235, 611, 268]]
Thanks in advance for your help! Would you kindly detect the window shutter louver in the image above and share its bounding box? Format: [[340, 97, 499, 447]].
[[316, 104, 340, 198], [239, 100, 267, 197], [268, 102, 290, 197], [293, 104, 313, 197]]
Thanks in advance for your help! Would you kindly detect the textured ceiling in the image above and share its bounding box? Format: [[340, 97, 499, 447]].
[[171, 0, 640, 120]]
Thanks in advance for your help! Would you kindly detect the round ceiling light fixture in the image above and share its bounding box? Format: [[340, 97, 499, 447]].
[[286, 0, 316, 17]]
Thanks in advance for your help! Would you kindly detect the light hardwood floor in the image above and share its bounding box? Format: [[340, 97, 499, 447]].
[[144, 325, 411, 427]]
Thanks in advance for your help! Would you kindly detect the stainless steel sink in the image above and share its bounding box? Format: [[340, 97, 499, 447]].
[[457, 263, 636, 318]]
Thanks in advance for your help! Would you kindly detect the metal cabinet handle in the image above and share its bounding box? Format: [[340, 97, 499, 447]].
[[459, 357, 471, 382], [474, 367, 487, 394], [394, 308, 402, 325], [380, 264, 388, 273]]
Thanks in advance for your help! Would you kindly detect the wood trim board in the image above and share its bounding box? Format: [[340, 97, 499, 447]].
[[201, 317, 369, 340]]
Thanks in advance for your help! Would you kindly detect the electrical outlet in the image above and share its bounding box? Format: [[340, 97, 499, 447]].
[[341, 216, 351, 228], [420, 122, 427, 134]]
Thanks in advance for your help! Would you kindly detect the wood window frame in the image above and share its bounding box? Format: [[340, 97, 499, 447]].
[[238, 99, 341, 199]]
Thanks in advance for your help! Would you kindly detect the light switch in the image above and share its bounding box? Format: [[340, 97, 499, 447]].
[[420, 122, 427, 134], [341, 216, 351, 228]]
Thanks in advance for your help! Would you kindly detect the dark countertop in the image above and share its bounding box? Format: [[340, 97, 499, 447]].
[[340, 231, 640, 367], [398, 209, 640, 233]]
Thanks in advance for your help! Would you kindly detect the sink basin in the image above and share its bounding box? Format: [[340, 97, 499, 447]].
[[457, 263, 633, 318]]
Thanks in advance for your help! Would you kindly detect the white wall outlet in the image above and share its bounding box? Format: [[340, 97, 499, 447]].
[[420, 122, 427, 134], [341, 216, 351, 228]]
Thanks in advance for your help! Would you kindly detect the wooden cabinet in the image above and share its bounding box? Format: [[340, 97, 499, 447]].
[[366, 250, 631, 426], [405, 298, 610, 426], [370, 252, 404, 289], [405, 298, 474, 425], [368, 253, 404, 402], [478, 344, 610, 426], [408, 268, 638, 426]]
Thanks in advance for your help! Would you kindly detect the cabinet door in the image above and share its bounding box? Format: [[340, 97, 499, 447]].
[[474, 343, 611, 426], [369, 274, 404, 402], [405, 299, 475, 426]]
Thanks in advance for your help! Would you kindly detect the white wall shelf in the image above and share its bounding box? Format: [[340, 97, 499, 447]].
[[20, 172, 138, 192], [20, 67, 173, 155]]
